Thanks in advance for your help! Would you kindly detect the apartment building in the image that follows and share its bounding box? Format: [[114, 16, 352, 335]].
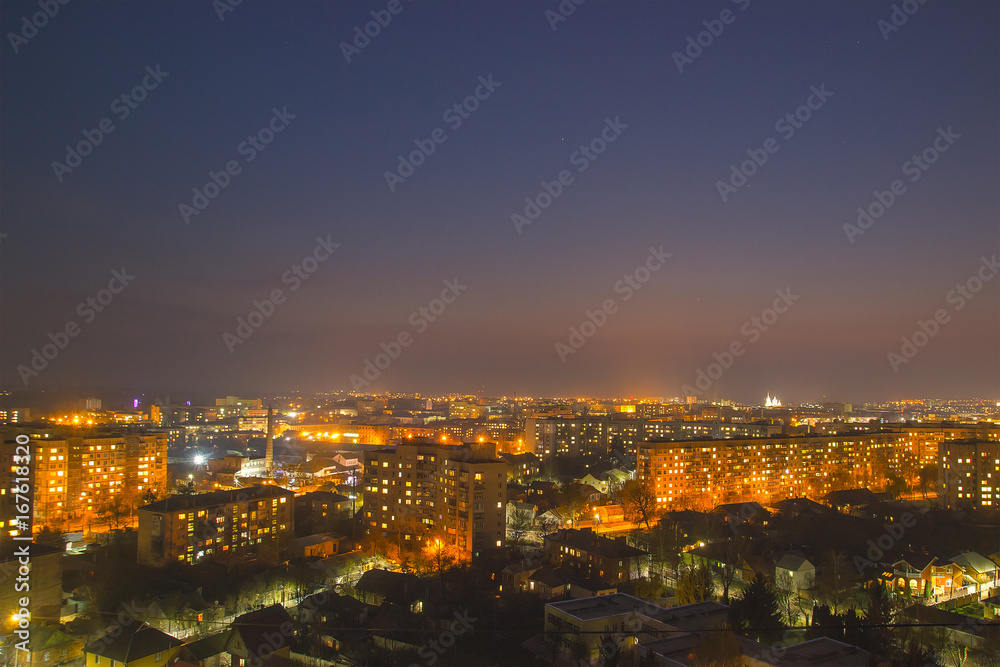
[[363, 439, 506, 556], [939, 439, 1000, 509], [889, 423, 1000, 470], [137, 485, 294, 566], [0, 429, 169, 534], [638, 433, 903, 509]]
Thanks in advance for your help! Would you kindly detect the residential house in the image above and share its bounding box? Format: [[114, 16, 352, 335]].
[[506, 500, 538, 524], [774, 553, 816, 591], [176, 632, 229, 667], [15, 624, 83, 666], [950, 552, 999, 594], [566, 578, 617, 599], [225, 604, 294, 667], [822, 488, 879, 513], [499, 559, 542, 594], [526, 567, 574, 600], [84, 622, 183, 667], [499, 452, 542, 482], [887, 554, 964, 598], [578, 483, 602, 504], [767, 497, 834, 520], [289, 533, 340, 558], [544, 528, 648, 582], [712, 501, 770, 529], [353, 568, 419, 606], [298, 590, 369, 628], [526, 480, 559, 512]]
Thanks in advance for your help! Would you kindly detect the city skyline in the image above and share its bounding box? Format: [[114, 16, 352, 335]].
[[2, 1, 998, 405]]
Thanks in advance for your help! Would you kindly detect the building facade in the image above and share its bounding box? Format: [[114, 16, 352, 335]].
[[0, 429, 169, 535], [363, 440, 507, 556], [638, 433, 905, 509], [137, 485, 294, 566], [939, 440, 1000, 509], [543, 528, 648, 582]]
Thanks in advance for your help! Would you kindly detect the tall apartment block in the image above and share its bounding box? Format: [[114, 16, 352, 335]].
[[939, 440, 1000, 509], [363, 439, 507, 556], [0, 428, 169, 536]]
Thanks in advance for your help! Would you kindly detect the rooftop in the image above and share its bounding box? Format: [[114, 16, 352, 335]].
[[747, 637, 880, 667], [545, 528, 648, 559], [547, 593, 727, 631], [85, 622, 183, 662], [139, 484, 293, 512]]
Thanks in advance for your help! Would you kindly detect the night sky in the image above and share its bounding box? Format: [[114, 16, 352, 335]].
[[2, 0, 997, 403]]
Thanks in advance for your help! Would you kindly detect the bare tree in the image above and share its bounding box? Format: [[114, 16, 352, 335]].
[[775, 585, 802, 627], [618, 479, 657, 531], [713, 538, 749, 604], [816, 550, 857, 614], [917, 465, 938, 499]]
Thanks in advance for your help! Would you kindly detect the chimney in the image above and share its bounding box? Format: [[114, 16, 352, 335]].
[[265, 406, 274, 473]]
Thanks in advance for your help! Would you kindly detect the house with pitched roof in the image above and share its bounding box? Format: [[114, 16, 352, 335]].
[[886, 553, 963, 598], [950, 552, 999, 593], [225, 604, 294, 666], [84, 622, 183, 667], [774, 552, 816, 590], [544, 528, 648, 582]]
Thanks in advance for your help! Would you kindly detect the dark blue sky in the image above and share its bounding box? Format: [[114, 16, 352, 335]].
[[2, 0, 997, 403]]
